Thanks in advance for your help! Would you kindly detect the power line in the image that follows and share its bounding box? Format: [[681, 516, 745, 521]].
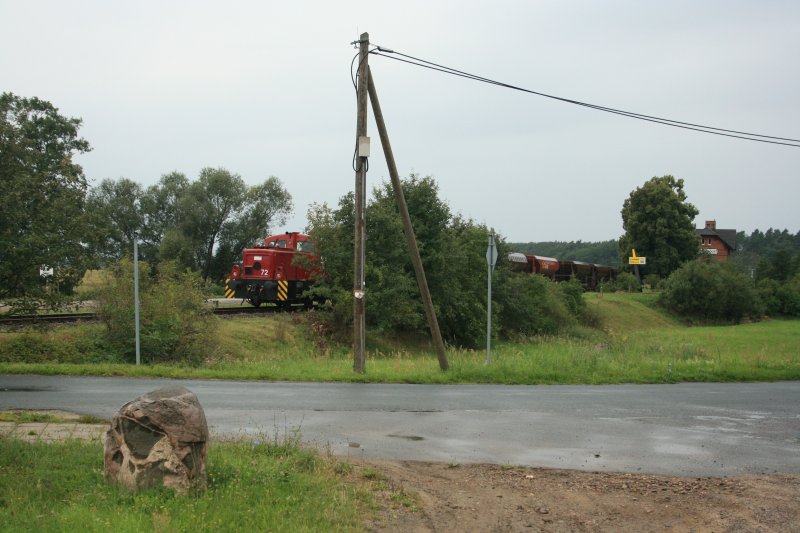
[[370, 48, 800, 148]]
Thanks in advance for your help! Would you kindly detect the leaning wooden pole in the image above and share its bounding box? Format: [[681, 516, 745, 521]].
[[367, 67, 449, 371]]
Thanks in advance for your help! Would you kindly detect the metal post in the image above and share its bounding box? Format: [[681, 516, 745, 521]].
[[133, 238, 141, 366], [486, 233, 496, 365]]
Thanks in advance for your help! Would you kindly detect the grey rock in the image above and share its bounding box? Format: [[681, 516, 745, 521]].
[[104, 386, 208, 492]]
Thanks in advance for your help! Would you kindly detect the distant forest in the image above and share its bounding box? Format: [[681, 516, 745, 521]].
[[509, 228, 800, 279], [507, 240, 621, 266], [732, 228, 800, 280]]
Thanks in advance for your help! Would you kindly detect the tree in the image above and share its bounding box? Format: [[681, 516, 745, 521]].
[[660, 259, 762, 323], [158, 168, 293, 281], [141, 171, 190, 251], [619, 175, 699, 278], [306, 174, 582, 348], [0, 93, 92, 305], [212, 176, 293, 280], [85, 178, 146, 264]]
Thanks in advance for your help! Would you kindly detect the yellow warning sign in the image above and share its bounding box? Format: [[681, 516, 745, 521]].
[[628, 249, 647, 265]]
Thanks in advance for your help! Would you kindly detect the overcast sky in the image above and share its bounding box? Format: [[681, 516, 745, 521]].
[[3, 1, 798, 242]]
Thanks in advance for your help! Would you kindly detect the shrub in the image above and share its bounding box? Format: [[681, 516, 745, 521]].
[[558, 278, 586, 318], [96, 259, 218, 364], [659, 260, 762, 323], [603, 272, 641, 292], [757, 275, 800, 317], [0, 325, 111, 364], [643, 273, 662, 289], [496, 274, 576, 338]]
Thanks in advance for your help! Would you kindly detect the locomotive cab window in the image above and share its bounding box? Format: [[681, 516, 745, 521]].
[[297, 241, 316, 253]]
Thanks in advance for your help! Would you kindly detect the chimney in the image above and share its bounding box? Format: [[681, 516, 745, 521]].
[[705, 220, 716, 230]]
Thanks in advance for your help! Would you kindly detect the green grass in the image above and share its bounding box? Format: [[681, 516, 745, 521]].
[[585, 291, 680, 332], [0, 437, 371, 532], [1, 296, 799, 384], [0, 411, 62, 423]]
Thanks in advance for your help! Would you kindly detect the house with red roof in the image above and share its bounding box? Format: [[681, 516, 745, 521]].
[[696, 220, 736, 261]]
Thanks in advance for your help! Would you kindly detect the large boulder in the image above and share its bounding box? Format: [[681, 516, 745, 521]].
[[104, 386, 209, 492]]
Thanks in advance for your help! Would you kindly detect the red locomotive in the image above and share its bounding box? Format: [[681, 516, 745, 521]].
[[225, 232, 320, 307]]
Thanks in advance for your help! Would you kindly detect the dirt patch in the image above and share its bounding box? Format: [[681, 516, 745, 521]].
[[355, 459, 800, 532]]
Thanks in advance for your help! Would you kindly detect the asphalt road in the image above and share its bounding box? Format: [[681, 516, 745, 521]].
[[2, 375, 799, 476]]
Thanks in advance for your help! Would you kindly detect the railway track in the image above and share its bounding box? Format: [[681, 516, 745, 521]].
[[0, 305, 298, 327]]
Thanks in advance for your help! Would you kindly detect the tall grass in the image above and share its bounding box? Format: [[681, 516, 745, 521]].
[[0, 437, 369, 532], [2, 299, 799, 384]]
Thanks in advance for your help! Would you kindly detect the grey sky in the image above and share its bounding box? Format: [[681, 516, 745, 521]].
[[2, 0, 798, 242]]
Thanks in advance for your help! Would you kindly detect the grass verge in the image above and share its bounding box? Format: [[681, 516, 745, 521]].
[[1, 298, 799, 384], [0, 436, 372, 532]]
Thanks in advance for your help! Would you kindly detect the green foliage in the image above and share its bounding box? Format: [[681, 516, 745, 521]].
[[0, 93, 93, 305], [558, 278, 586, 317], [659, 260, 762, 323], [619, 175, 700, 278], [307, 175, 592, 348], [603, 272, 641, 292], [85, 178, 146, 265], [731, 228, 800, 282], [495, 273, 576, 338], [435, 218, 495, 346], [96, 259, 218, 364], [0, 326, 109, 364], [86, 169, 293, 282], [757, 275, 800, 317]]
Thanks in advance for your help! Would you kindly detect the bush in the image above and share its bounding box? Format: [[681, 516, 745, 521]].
[[558, 278, 586, 318], [603, 272, 641, 292], [757, 275, 800, 317], [496, 274, 576, 338], [96, 260, 218, 364], [0, 328, 109, 364], [659, 260, 762, 323]]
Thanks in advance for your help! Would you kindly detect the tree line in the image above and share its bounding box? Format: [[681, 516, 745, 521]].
[[3, 91, 798, 344], [1, 92, 292, 310], [86, 169, 292, 281]]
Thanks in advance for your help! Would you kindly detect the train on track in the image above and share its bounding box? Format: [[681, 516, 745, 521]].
[[507, 252, 619, 290], [225, 232, 619, 308], [225, 232, 322, 308]]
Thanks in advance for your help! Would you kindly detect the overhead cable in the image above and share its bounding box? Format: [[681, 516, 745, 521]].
[[370, 48, 800, 148]]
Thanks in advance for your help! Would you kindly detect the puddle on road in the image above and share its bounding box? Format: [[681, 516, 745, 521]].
[[387, 434, 425, 441]]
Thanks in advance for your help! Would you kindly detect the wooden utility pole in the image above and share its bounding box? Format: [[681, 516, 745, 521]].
[[353, 32, 369, 373], [367, 67, 449, 371]]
